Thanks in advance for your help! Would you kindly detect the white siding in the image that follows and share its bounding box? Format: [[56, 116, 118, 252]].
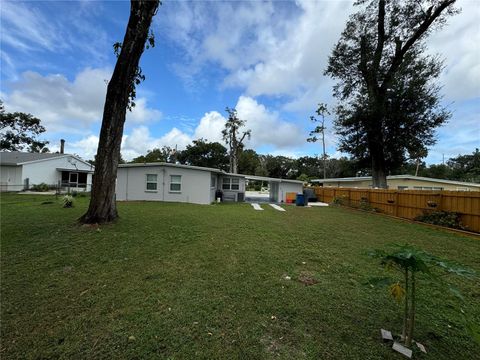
[[0, 165, 23, 191], [218, 175, 246, 201], [22, 156, 93, 191], [116, 166, 213, 205], [278, 182, 303, 203]]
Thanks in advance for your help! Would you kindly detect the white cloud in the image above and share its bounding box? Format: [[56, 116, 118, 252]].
[[193, 111, 226, 143], [121, 126, 191, 160], [235, 96, 303, 148], [158, 0, 353, 111], [428, 1, 480, 101], [0, 1, 110, 67], [68, 96, 305, 160], [160, 0, 478, 111], [70, 135, 100, 160], [2, 68, 161, 134]]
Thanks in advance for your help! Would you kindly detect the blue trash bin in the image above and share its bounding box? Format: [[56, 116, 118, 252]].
[[295, 193, 305, 206]]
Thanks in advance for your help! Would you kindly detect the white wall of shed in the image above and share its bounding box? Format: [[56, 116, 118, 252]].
[[0, 165, 23, 191], [116, 166, 212, 205], [22, 156, 93, 188], [278, 182, 303, 202]]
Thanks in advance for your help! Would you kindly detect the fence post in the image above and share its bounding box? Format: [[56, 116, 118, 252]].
[[438, 191, 443, 212], [394, 191, 399, 217]]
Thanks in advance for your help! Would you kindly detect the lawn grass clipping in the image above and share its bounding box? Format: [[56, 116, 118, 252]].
[[1, 194, 479, 359]]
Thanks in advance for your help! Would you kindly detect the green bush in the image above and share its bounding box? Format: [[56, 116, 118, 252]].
[[31, 183, 50, 192], [415, 211, 467, 231]]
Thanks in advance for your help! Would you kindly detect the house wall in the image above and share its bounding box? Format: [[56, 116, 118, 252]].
[[278, 182, 304, 202], [322, 178, 479, 191], [323, 180, 371, 188], [210, 173, 220, 203], [0, 165, 23, 191], [116, 166, 213, 205], [218, 175, 246, 201], [22, 156, 93, 191], [387, 178, 479, 191]]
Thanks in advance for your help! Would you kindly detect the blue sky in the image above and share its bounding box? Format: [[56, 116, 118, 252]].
[[1, 0, 479, 163]]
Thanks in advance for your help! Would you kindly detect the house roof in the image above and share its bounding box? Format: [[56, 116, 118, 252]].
[[118, 162, 224, 174], [243, 174, 304, 184], [0, 151, 94, 169], [118, 162, 303, 184], [311, 175, 480, 188], [0, 151, 67, 165]]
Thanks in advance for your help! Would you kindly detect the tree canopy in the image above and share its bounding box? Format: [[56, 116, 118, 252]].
[[325, 0, 457, 188], [177, 139, 229, 171], [131, 146, 176, 164], [0, 101, 49, 153]]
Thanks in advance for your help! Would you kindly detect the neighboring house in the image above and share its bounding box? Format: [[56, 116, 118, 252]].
[[0, 151, 94, 192], [116, 162, 303, 205], [311, 175, 480, 191]]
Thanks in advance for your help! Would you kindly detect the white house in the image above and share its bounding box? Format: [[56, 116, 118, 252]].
[[0, 151, 94, 192], [116, 162, 304, 205]]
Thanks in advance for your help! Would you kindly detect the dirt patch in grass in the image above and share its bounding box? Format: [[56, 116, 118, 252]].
[[298, 271, 318, 286]]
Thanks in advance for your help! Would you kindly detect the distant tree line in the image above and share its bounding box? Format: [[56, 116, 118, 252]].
[[126, 140, 480, 184]]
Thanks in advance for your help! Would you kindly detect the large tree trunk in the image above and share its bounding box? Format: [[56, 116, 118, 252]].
[[367, 117, 388, 189], [80, 0, 159, 224]]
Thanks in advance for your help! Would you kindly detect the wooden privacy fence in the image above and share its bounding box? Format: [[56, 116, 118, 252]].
[[312, 187, 480, 233]]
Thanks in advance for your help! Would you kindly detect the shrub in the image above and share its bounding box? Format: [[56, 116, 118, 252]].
[[71, 190, 78, 197], [31, 183, 50, 192], [415, 211, 466, 231]]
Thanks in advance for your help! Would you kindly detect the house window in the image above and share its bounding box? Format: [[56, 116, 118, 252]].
[[222, 177, 240, 191], [146, 174, 157, 191], [170, 175, 182, 192], [69, 172, 78, 184], [398, 186, 408, 190], [211, 175, 217, 188], [413, 186, 436, 191], [231, 178, 239, 190]]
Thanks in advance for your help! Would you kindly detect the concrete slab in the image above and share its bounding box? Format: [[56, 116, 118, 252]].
[[308, 202, 329, 207], [381, 329, 393, 341], [251, 203, 264, 211], [392, 342, 412, 358], [269, 204, 286, 212]]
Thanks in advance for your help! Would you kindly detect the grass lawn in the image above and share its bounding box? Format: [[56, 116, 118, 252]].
[[1, 193, 479, 359]]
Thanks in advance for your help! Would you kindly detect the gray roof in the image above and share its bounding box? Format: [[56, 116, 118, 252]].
[[118, 162, 224, 173], [118, 162, 304, 183], [242, 174, 303, 184], [0, 151, 67, 165]]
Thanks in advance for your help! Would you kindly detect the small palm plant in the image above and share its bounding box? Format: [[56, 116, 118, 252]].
[[63, 195, 74, 208], [369, 244, 475, 348]]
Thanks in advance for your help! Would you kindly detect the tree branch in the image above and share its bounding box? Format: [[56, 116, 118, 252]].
[[381, 0, 456, 91], [372, 0, 386, 74]]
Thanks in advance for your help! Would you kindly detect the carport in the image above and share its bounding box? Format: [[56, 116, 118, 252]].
[[244, 175, 303, 203]]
